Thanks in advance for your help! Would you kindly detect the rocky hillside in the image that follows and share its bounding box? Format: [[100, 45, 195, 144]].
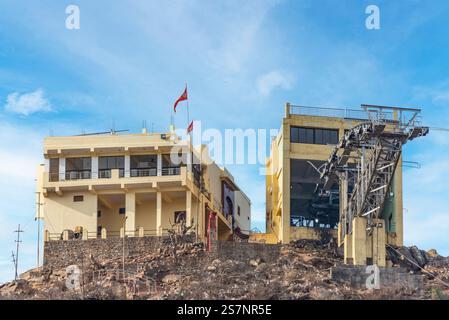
[[1, 240, 448, 300]]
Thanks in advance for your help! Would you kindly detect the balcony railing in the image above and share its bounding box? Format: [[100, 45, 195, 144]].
[[289, 104, 423, 128], [65, 170, 91, 180], [49, 172, 60, 182], [47, 166, 182, 182], [98, 169, 125, 178], [130, 168, 157, 177], [161, 166, 180, 176], [290, 105, 395, 122]]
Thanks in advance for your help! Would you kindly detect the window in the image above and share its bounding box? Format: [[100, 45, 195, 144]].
[[174, 211, 186, 223], [99, 156, 124, 178], [97, 210, 102, 218], [97, 226, 102, 236], [314, 129, 323, 144], [66, 157, 91, 179], [130, 155, 157, 169], [73, 195, 84, 202], [298, 127, 314, 144], [291, 126, 339, 145], [290, 126, 299, 143], [130, 155, 157, 177], [119, 208, 126, 215], [49, 158, 59, 181], [99, 156, 124, 170], [66, 157, 91, 171], [237, 206, 241, 216]]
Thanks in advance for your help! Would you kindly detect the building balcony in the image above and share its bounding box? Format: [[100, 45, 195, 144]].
[[43, 166, 187, 194]]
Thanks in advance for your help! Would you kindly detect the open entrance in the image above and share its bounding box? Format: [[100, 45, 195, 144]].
[[97, 194, 126, 237]]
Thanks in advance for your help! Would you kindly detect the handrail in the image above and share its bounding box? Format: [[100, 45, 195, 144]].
[[130, 168, 157, 177], [290, 104, 397, 122], [65, 170, 91, 180], [161, 166, 181, 176], [47, 166, 182, 182], [98, 168, 125, 178]]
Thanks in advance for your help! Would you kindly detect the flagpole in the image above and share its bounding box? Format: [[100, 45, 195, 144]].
[[185, 82, 196, 236], [186, 82, 190, 129]]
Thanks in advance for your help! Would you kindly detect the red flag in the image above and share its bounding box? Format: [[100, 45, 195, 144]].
[[187, 120, 193, 133], [173, 86, 188, 113]]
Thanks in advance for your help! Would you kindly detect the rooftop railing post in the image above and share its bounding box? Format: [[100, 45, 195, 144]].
[[285, 102, 291, 118]]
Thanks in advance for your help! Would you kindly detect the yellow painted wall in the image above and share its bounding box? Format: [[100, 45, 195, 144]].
[[135, 201, 157, 232], [98, 203, 124, 233], [44, 191, 97, 234], [290, 227, 338, 241]]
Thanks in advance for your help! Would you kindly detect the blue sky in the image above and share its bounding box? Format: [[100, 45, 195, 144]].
[[1, 0, 449, 282]]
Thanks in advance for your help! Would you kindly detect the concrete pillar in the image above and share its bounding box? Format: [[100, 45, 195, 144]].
[[352, 217, 367, 265], [82, 228, 89, 240], [157, 153, 162, 176], [120, 227, 124, 238], [101, 227, 107, 239], [156, 192, 162, 236], [44, 230, 49, 242], [285, 102, 291, 118], [187, 136, 192, 173], [59, 157, 66, 181], [44, 158, 49, 173], [111, 169, 119, 179], [124, 155, 130, 178], [338, 223, 342, 247], [281, 144, 290, 244], [138, 226, 144, 237], [125, 192, 136, 236], [372, 219, 387, 267], [92, 156, 98, 179], [186, 190, 192, 227], [338, 172, 348, 245], [62, 230, 69, 241], [344, 233, 353, 264]]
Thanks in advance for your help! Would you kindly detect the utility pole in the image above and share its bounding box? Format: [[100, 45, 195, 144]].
[[122, 216, 128, 297], [11, 251, 16, 273], [122, 216, 127, 276], [13, 224, 24, 280], [35, 191, 44, 270]]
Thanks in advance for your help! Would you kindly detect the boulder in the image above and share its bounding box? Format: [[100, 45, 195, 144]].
[[162, 274, 181, 284]]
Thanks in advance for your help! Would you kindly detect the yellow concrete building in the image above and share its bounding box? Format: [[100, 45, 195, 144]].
[[36, 127, 251, 243], [264, 103, 403, 255]]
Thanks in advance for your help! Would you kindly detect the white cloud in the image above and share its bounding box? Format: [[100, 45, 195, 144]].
[[256, 70, 293, 97], [4, 89, 51, 115], [412, 80, 449, 107], [402, 136, 449, 256]]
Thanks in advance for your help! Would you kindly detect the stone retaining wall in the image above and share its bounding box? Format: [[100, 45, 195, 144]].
[[214, 241, 281, 263], [44, 235, 195, 269], [330, 265, 424, 290], [44, 236, 282, 269]]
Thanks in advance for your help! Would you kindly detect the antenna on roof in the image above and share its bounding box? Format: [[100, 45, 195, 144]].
[[75, 129, 129, 136]]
